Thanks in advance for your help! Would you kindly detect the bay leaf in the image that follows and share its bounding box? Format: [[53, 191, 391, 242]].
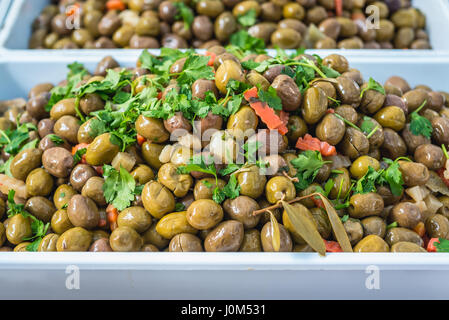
[[269, 210, 281, 252]]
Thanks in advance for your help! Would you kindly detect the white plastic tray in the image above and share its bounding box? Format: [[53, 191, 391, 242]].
[[1, 0, 449, 57], [1, 53, 449, 299]]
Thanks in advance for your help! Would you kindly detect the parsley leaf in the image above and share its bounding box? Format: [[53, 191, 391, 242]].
[[409, 100, 432, 138], [380, 158, 405, 197], [173, 55, 214, 85], [360, 77, 385, 97], [102, 165, 138, 211], [175, 203, 186, 212], [290, 150, 332, 190], [355, 166, 381, 194], [0, 123, 37, 156], [173, 2, 194, 30], [258, 86, 282, 111], [47, 134, 65, 145], [237, 8, 257, 27], [227, 30, 266, 57], [360, 116, 375, 134]]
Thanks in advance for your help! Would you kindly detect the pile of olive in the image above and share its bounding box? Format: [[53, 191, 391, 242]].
[[29, 0, 430, 50], [1, 46, 449, 253]]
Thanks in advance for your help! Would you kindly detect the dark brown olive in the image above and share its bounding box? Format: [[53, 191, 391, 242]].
[[381, 128, 407, 159], [334, 77, 361, 107], [414, 144, 445, 170], [432, 117, 449, 147], [390, 202, 422, 229], [338, 127, 369, 160]]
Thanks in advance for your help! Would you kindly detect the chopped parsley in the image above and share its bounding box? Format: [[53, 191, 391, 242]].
[[409, 100, 432, 139]]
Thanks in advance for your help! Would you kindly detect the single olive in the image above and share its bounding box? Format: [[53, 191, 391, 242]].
[[141, 181, 175, 219], [118, 206, 152, 233], [260, 222, 293, 252], [110, 226, 143, 252], [186, 199, 224, 230], [265, 176, 296, 204], [26, 168, 54, 196], [353, 235, 390, 252]]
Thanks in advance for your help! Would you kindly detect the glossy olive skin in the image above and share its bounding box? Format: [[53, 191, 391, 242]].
[[223, 196, 260, 229], [56, 227, 92, 252], [353, 235, 390, 252], [426, 214, 449, 240], [261, 222, 292, 252], [186, 199, 224, 230], [142, 181, 175, 219], [38, 233, 59, 252], [374, 106, 406, 131], [25, 196, 56, 223], [350, 156, 380, 179], [239, 229, 262, 252], [156, 211, 197, 239], [142, 223, 170, 250], [141, 142, 164, 170], [390, 202, 422, 229], [10, 148, 42, 181], [391, 242, 426, 252], [42, 147, 74, 178], [361, 216, 387, 238], [271, 75, 302, 111], [51, 209, 74, 235], [398, 161, 429, 187], [215, 59, 244, 94], [85, 133, 120, 166], [381, 128, 407, 159], [344, 219, 364, 246], [157, 163, 193, 198], [339, 128, 369, 160], [302, 87, 328, 124], [385, 227, 424, 247], [227, 106, 258, 140], [81, 177, 107, 206], [414, 144, 445, 171], [50, 98, 76, 120], [265, 176, 296, 204], [315, 113, 345, 146], [26, 168, 54, 196], [53, 184, 77, 210], [334, 77, 361, 108], [110, 226, 143, 252], [349, 193, 384, 219], [117, 206, 152, 234], [214, 12, 237, 42], [89, 238, 113, 252], [328, 168, 351, 200], [237, 165, 267, 199], [131, 164, 155, 185], [169, 233, 203, 252], [67, 195, 99, 229], [204, 220, 244, 252], [6, 214, 32, 245], [136, 115, 170, 143], [432, 117, 449, 147]]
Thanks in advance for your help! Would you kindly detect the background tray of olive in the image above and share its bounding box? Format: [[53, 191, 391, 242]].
[[0, 0, 447, 53]]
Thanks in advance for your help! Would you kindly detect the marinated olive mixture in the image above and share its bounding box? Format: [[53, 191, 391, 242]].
[[30, 0, 430, 50], [1, 46, 449, 253]]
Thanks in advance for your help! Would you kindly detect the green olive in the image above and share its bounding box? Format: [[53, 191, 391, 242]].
[[77, 119, 96, 144], [117, 206, 152, 233], [286, 115, 307, 144], [38, 233, 59, 252], [328, 168, 350, 200], [353, 235, 390, 252], [136, 115, 169, 143], [349, 193, 384, 219], [142, 181, 175, 219], [130, 164, 155, 185], [26, 168, 54, 196], [110, 226, 143, 252], [265, 176, 296, 204], [51, 209, 74, 234], [25, 196, 56, 223], [239, 229, 262, 252], [214, 11, 237, 42], [50, 98, 76, 120], [53, 184, 78, 210], [270, 28, 302, 49], [237, 165, 267, 199], [186, 199, 224, 230], [196, 0, 225, 17], [6, 214, 32, 245], [350, 156, 380, 179], [227, 106, 258, 140], [156, 211, 197, 239], [135, 16, 160, 36], [282, 2, 305, 20], [194, 178, 226, 200], [141, 142, 164, 170], [302, 87, 328, 124], [157, 163, 193, 198], [374, 106, 406, 131], [142, 223, 170, 249], [10, 148, 43, 181], [232, 1, 261, 17], [14, 242, 32, 252], [85, 133, 120, 166], [56, 227, 92, 251], [215, 59, 244, 94]]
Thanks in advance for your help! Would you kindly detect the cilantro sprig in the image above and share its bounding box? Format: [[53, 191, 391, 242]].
[[173, 2, 194, 30], [360, 77, 385, 98], [0, 123, 37, 156], [290, 150, 332, 191], [237, 9, 257, 27], [409, 100, 432, 139], [102, 165, 140, 211]]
